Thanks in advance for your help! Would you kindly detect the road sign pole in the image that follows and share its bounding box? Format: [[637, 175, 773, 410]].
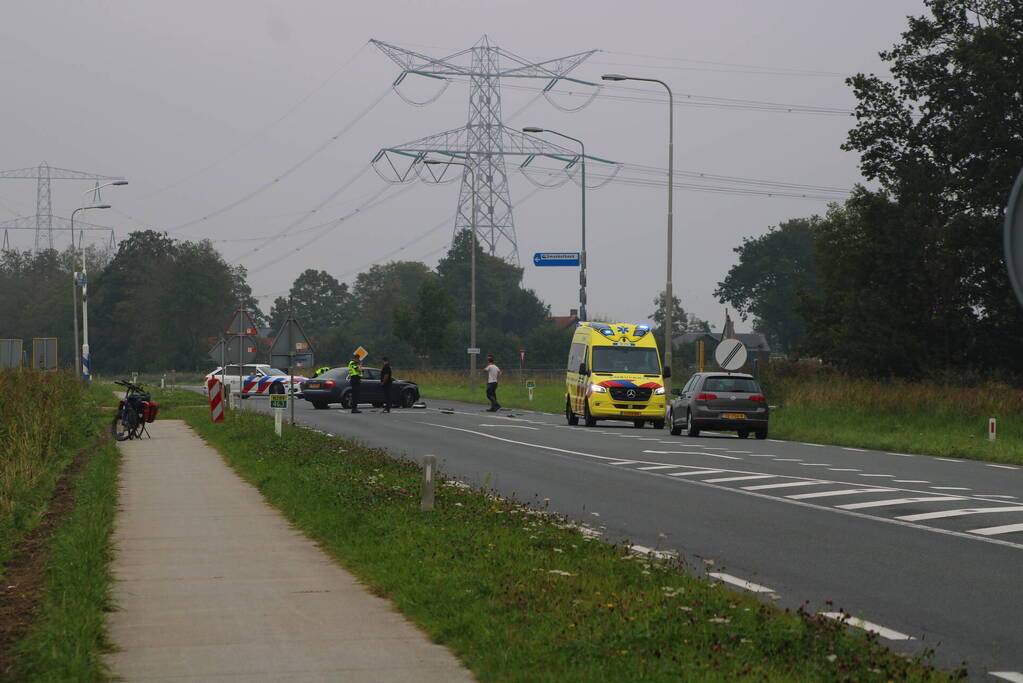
[[289, 297, 295, 427]]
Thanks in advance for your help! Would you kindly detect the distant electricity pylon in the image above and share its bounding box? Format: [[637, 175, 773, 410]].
[[370, 36, 617, 265], [0, 161, 123, 250]]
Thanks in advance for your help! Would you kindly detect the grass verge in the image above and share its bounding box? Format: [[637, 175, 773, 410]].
[[181, 407, 955, 682], [5, 430, 119, 681]]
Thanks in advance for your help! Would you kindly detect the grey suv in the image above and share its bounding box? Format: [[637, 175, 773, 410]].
[[666, 372, 769, 439]]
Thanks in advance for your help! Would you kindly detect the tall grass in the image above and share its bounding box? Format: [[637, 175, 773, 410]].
[[0, 370, 91, 571]]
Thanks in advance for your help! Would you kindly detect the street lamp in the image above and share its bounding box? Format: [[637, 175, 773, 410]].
[[522, 127, 587, 322], [73, 180, 127, 378], [424, 159, 479, 390], [602, 73, 675, 392], [72, 204, 111, 381]]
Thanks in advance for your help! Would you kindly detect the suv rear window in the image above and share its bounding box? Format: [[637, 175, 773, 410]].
[[703, 376, 761, 393]]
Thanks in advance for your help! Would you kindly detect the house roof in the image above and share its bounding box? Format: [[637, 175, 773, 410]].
[[674, 331, 771, 352], [549, 314, 579, 330]]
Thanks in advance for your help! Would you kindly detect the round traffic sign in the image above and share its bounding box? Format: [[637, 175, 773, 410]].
[[1004, 166, 1023, 311], [714, 338, 748, 371]]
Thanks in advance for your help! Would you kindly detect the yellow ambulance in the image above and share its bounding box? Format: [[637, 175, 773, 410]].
[[565, 321, 670, 428]]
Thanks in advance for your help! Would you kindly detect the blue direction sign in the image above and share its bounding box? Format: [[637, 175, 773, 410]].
[[533, 252, 580, 267]]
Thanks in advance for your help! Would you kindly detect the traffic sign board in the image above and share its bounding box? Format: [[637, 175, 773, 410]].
[[270, 394, 288, 410], [353, 346, 368, 361], [467, 347, 481, 355], [225, 308, 258, 336], [714, 338, 748, 372], [225, 336, 258, 364], [533, 252, 580, 267]]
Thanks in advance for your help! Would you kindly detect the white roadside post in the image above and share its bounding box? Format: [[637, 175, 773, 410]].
[[272, 393, 287, 436], [420, 454, 436, 511], [989, 418, 996, 441]]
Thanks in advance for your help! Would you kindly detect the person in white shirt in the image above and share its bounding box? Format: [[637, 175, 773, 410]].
[[484, 354, 501, 412]]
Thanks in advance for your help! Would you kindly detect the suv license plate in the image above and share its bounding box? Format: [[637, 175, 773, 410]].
[[622, 410, 642, 416], [722, 412, 746, 419], [307, 382, 321, 389]]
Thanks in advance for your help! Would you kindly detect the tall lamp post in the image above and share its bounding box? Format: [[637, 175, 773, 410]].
[[76, 178, 127, 382], [522, 127, 587, 322], [424, 159, 479, 390], [602, 73, 674, 392]]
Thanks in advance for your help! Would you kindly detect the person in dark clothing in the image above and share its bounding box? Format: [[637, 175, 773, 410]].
[[380, 356, 393, 413], [347, 354, 363, 413]]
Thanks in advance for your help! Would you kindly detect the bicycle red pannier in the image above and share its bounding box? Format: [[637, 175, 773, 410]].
[[142, 401, 159, 423]]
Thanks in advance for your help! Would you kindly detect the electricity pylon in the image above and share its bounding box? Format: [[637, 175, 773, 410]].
[[0, 162, 123, 250], [370, 36, 615, 265]]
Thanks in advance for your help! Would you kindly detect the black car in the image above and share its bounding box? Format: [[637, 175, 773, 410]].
[[300, 367, 420, 409], [665, 372, 769, 439]]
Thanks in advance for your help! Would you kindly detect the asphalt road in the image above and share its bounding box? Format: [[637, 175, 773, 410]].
[[219, 391, 1022, 680]]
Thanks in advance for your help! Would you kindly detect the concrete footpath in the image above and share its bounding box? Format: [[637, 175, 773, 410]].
[[105, 419, 474, 682]]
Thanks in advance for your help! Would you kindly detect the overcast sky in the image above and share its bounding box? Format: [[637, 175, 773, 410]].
[[1, 0, 927, 331]]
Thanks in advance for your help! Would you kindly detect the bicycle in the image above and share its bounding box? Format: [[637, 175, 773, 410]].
[[112, 380, 158, 441]]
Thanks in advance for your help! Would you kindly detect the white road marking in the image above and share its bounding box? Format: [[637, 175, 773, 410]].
[[419, 422, 1023, 552], [893, 480, 929, 483], [774, 458, 802, 462], [842, 447, 866, 452], [768, 439, 784, 443], [699, 446, 731, 450], [618, 435, 645, 438], [859, 473, 894, 478], [936, 457, 963, 463], [668, 469, 726, 477], [799, 463, 831, 467], [637, 464, 682, 471], [743, 481, 826, 491], [897, 506, 1023, 522], [829, 468, 861, 472], [979, 495, 1017, 499], [987, 464, 1020, 470], [479, 424, 539, 430], [642, 450, 741, 460], [703, 474, 777, 483], [748, 454, 775, 457], [990, 671, 1023, 682], [638, 438, 660, 441], [708, 572, 773, 593], [819, 612, 915, 641], [930, 486, 971, 491], [968, 522, 1023, 536], [837, 496, 966, 510], [886, 452, 915, 457], [788, 488, 895, 500], [608, 460, 640, 466], [726, 450, 752, 454], [800, 443, 824, 447]]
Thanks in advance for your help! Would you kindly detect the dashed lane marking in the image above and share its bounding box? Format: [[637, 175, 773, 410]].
[[418, 422, 1023, 552], [859, 473, 894, 477], [819, 612, 915, 641], [936, 457, 963, 463], [987, 464, 1020, 470], [799, 463, 831, 467], [837, 496, 966, 510], [893, 479, 929, 483], [637, 464, 683, 471], [478, 424, 539, 430], [979, 495, 1017, 499], [800, 443, 825, 447], [742, 481, 826, 491], [990, 671, 1023, 682], [608, 460, 640, 466], [773, 458, 802, 462], [638, 438, 660, 441], [829, 468, 860, 472], [668, 469, 726, 477], [930, 486, 971, 491], [703, 474, 776, 483], [897, 506, 1023, 522], [708, 572, 774, 593], [788, 488, 895, 500], [967, 522, 1023, 536], [642, 450, 742, 460], [886, 452, 915, 457], [842, 447, 867, 452]]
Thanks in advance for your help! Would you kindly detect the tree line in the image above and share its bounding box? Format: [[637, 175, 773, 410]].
[[716, 0, 1023, 378], [0, 227, 576, 373]]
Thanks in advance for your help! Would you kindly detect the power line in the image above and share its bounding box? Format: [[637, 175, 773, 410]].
[[602, 50, 849, 78], [166, 86, 392, 234], [140, 42, 372, 200]]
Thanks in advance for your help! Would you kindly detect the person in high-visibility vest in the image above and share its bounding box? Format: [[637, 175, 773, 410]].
[[313, 366, 330, 377], [347, 355, 363, 414]]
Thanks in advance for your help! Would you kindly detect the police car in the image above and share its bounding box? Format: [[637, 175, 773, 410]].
[[204, 364, 308, 398]]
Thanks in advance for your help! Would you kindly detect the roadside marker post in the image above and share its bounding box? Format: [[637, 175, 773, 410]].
[[207, 377, 225, 423], [990, 418, 997, 441], [527, 380, 536, 401], [420, 454, 436, 511], [271, 393, 288, 436]]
